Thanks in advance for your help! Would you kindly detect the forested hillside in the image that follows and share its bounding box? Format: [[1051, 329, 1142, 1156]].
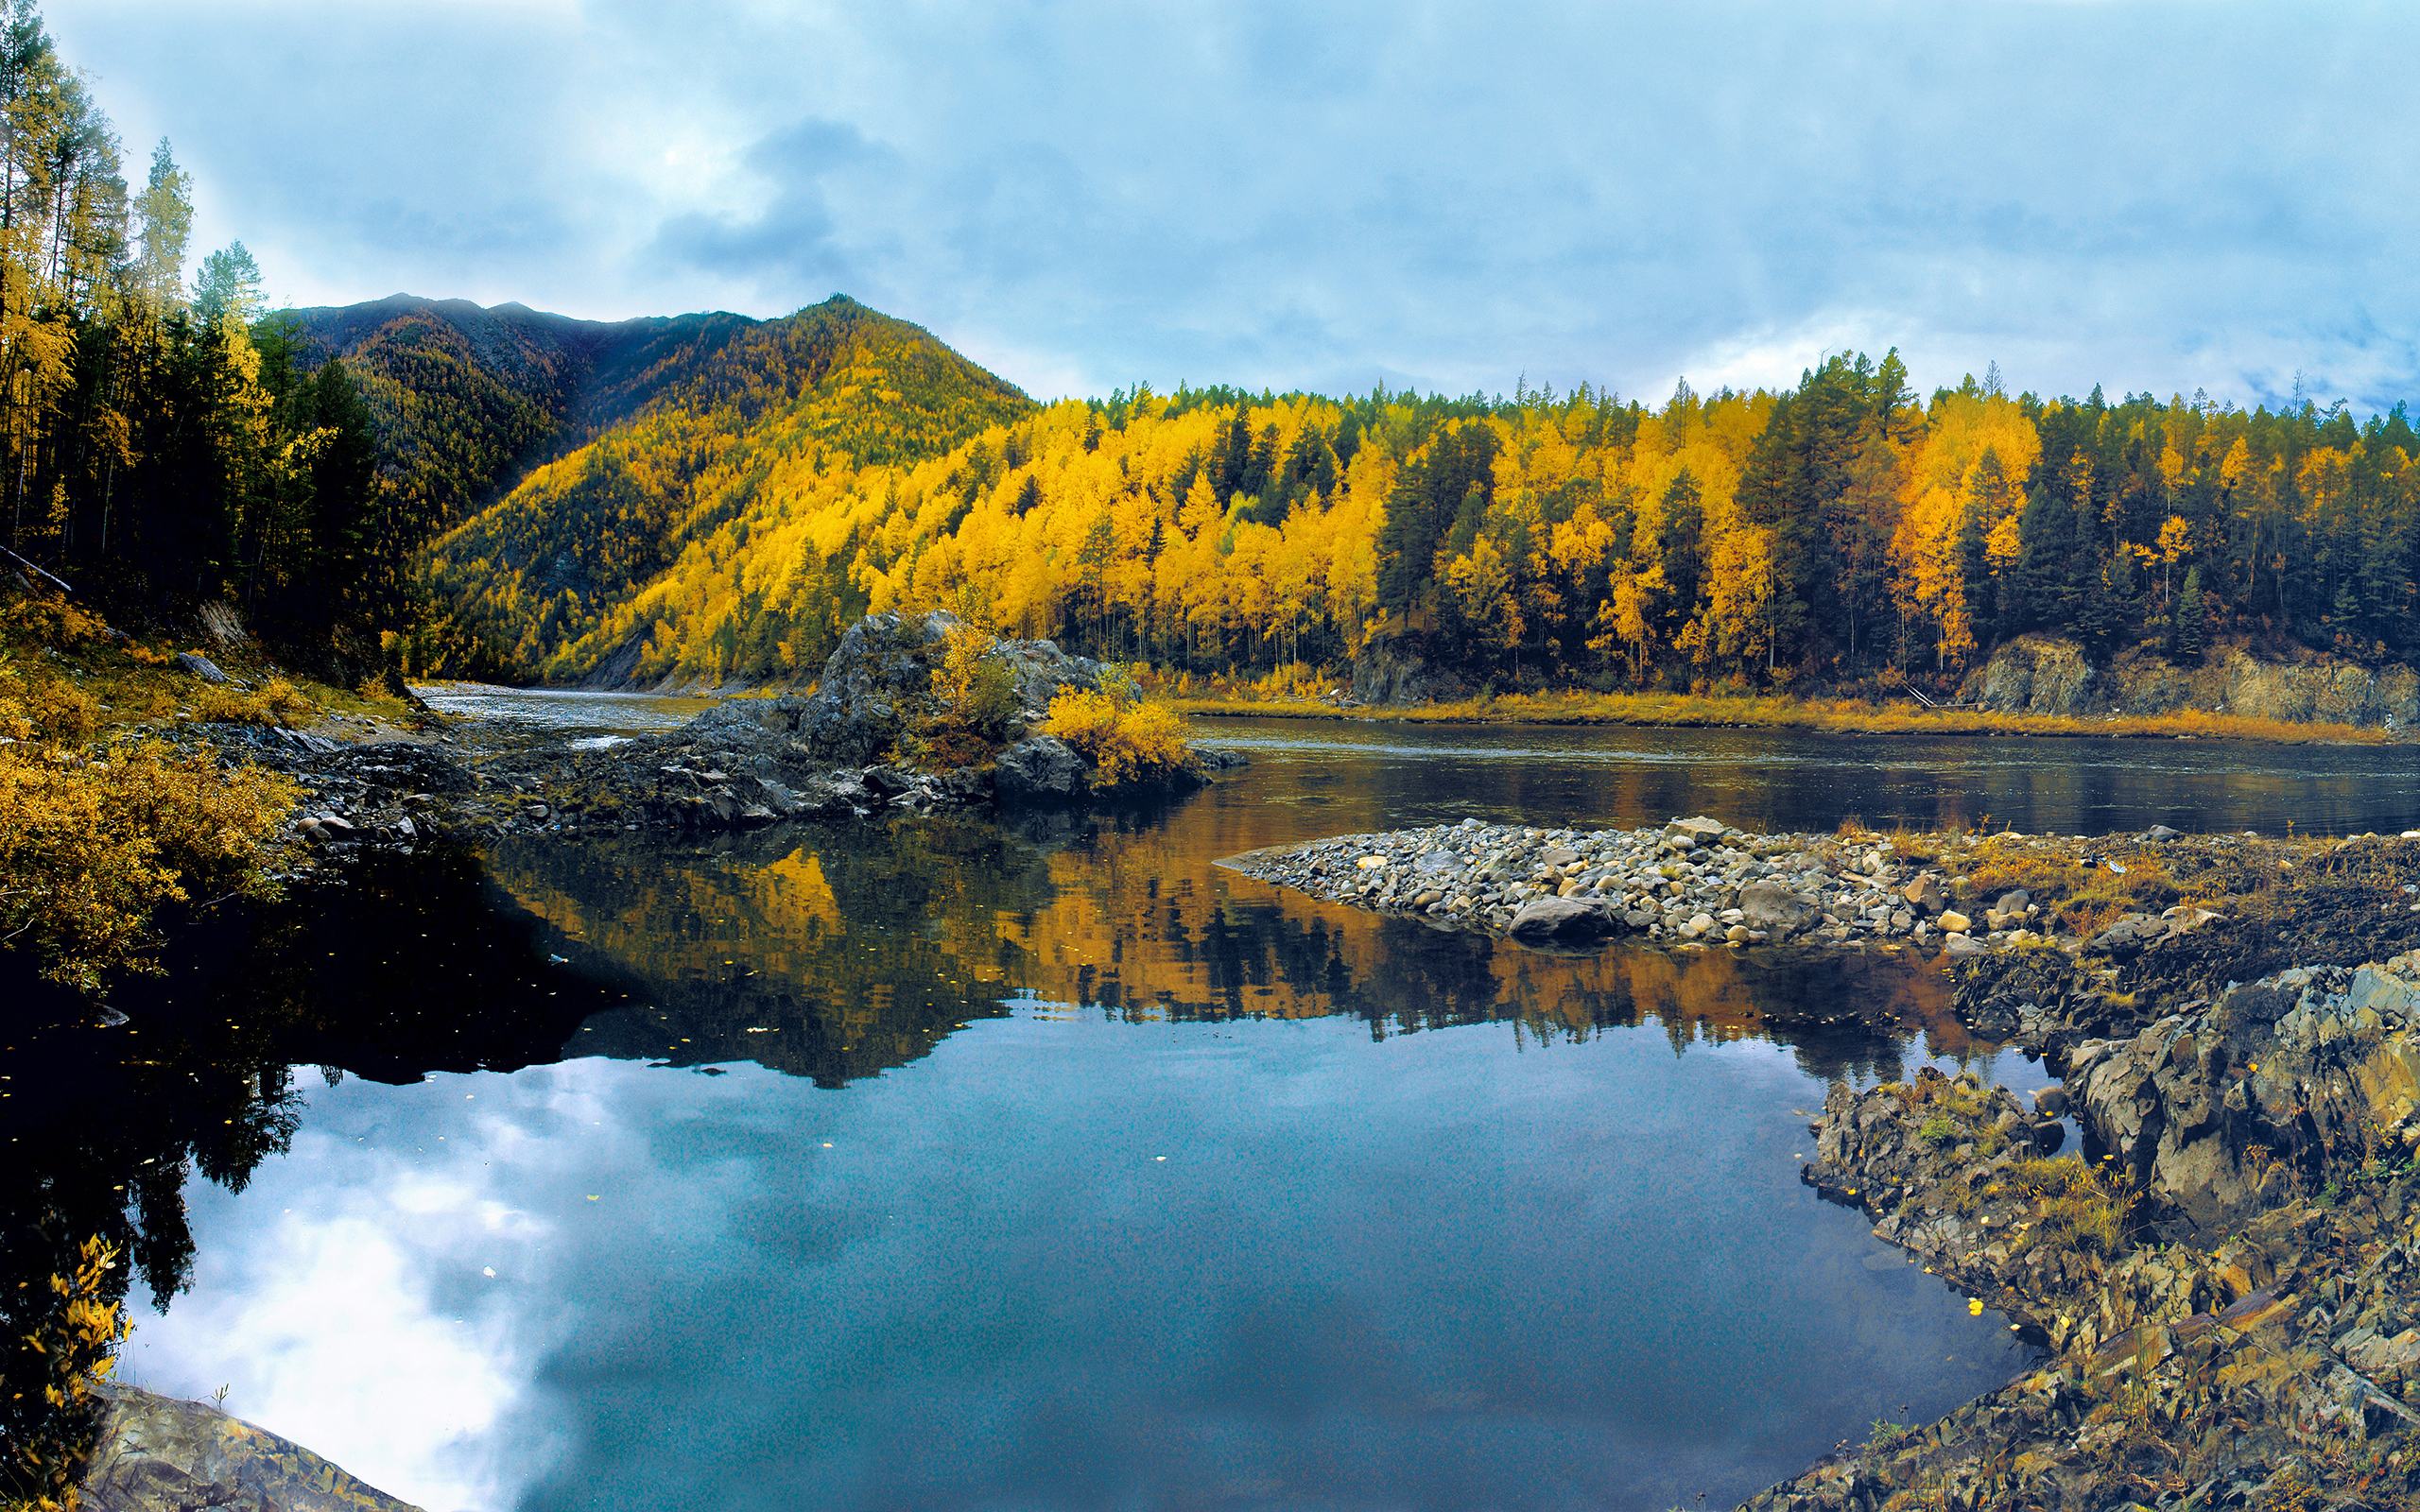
[[413, 296, 1034, 679], [417, 347, 2420, 696]]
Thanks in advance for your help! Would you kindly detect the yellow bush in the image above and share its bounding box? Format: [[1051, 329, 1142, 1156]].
[[1044, 671, 1191, 786], [0, 737, 294, 994], [191, 676, 314, 729], [4, 1236, 129, 1512]]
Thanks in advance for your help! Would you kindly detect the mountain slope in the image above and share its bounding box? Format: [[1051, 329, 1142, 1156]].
[[289, 296, 763, 547], [413, 296, 1034, 682]]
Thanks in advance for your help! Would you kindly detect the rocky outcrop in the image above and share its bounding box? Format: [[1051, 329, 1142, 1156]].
[[683, 610, 1109, 768], [1751, 1005, 2420, 1512], [1961, 633, 2420, 727], [1347, 644, 1470, 708], [2065, 954, 2420, 1238], [82, 1383, 423, 1510]]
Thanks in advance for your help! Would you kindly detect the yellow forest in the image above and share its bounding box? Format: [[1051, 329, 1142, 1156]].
[[418, 338, 2420, 697]]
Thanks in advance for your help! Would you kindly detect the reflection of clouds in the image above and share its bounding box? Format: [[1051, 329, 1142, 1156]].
[[119, 1062, 663, 1512], [130, 1022, 2030, 1512]]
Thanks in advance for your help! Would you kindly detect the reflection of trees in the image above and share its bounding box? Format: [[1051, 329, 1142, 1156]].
[[490, 820, 1056, 1089], [2, 847, 615, 1445], [488, 814, 1998, 1096]]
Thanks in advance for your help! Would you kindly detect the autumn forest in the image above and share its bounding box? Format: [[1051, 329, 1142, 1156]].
[[5, 1, 2418, 702]]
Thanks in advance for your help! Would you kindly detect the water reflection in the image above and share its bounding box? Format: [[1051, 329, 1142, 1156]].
[[1201, 716, 2420, 836], [491, 816, 1990, 1095], [0, 848, 624, 1458]]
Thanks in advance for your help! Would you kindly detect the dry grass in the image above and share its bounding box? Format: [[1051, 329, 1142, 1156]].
[[2009, 1156, 2136, 1255], [1159, 685, 2390, 746]]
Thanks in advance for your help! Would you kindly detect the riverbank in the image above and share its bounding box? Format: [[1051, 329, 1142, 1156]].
[[1744, 947, 2420, 1509], [1166, 687, 2394, 745]]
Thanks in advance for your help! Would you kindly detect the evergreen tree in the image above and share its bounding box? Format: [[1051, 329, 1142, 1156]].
[[2171, 567, 2208, 659]]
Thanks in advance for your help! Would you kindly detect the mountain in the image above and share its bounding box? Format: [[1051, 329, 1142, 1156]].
[[389, 295, 1033, 681], [287, 296, 765, 552]]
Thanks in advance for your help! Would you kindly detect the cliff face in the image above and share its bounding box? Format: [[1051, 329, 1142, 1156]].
[[1959, 635, 2420, 728]]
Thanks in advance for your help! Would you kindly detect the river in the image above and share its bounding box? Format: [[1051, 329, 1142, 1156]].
[[32, 706, 2420, 1511]]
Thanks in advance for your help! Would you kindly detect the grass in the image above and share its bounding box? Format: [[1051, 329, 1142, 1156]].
[[2009, 1156, 2136, 1256], [1157, 683, 2390, 746]]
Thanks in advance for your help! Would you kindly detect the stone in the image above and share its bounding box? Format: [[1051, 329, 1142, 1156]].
[[175, 651, 231, 684], [2147, 824, 2182, 841], [1738, 879, 1821, 937], [2034, 1087, 2071, 1117], [1904, 873, 1947, 915], [1940, 910, 1972, 933], [1995, 889, 2031, 916], [1507, 896, 1619, 948], [2085, 913, 2170, 958], [1942, 933, 1991, 960], [82, 1382, 424, 1510], [1665, 816, 1726, 843], [994, 737, 1089, 801]]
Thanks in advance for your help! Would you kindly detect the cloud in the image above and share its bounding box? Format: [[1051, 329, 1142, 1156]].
[[51, 0, 2420, 407]]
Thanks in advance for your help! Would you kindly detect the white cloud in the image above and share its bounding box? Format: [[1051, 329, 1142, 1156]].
[[51, 0, 2420, 408]]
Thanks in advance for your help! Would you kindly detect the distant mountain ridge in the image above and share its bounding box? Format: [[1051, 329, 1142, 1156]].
[[289, 295, 763, 541], [288, 293, 1035, 682]]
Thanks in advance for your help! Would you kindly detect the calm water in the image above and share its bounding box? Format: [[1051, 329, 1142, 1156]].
[[29, 709, 2420, 1512]]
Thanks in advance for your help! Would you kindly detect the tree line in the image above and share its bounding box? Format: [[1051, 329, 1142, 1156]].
[[439, 351, 2420, 694]]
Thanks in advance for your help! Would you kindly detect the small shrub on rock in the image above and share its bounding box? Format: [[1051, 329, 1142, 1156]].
[[1044, 667, 1191, 786]]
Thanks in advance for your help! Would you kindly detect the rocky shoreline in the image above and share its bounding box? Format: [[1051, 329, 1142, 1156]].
[[1232, 816, 2420, 1505], [204, 611, 1243, 881], [1220, 815, 2229, 966]]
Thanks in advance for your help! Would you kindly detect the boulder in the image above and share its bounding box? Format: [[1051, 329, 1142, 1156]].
[[2085, 913, 2170, 958], [1507, 896, 1620, 949], [82, 1382, 424, 1510], [1942, 933, 1991, 961], [1665, 816, 1727, 843], [1939, 910, 1972, 933], [1738, 880, 1821, 937], [994, 736, 1089, 801], [1903, 872, 1946, 915], [175, 651, 231, 684]]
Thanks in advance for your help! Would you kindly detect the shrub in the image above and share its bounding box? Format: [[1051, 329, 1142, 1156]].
[[4, 1236, 129, 1512], [1044, 667, 1191, 786], [0, 736, 294, 993], [192, 676, 314, 729]]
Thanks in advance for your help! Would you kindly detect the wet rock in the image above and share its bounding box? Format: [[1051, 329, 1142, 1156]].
[[1737, 879, 1820, 938], [82, 1382, 424, 1510], [1903, 872, 1946, 915]]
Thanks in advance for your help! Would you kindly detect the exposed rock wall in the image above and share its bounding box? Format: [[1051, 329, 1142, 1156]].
[[1348, 644, 1469, 708], [1961, 634, 2420, 727]]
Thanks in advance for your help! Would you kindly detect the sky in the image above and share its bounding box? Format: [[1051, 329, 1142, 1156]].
[[54, 0, 2420, 411]]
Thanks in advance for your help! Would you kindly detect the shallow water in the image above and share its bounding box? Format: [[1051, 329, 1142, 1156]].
[[411, 682, 729, 736], [46, 713, 2420, 1510]]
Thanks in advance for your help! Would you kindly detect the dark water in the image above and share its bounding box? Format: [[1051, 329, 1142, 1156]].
[[23, 714, 2419, 1511]]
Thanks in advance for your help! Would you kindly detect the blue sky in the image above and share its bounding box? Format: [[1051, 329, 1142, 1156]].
[[58, 0, 2420, 410]]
